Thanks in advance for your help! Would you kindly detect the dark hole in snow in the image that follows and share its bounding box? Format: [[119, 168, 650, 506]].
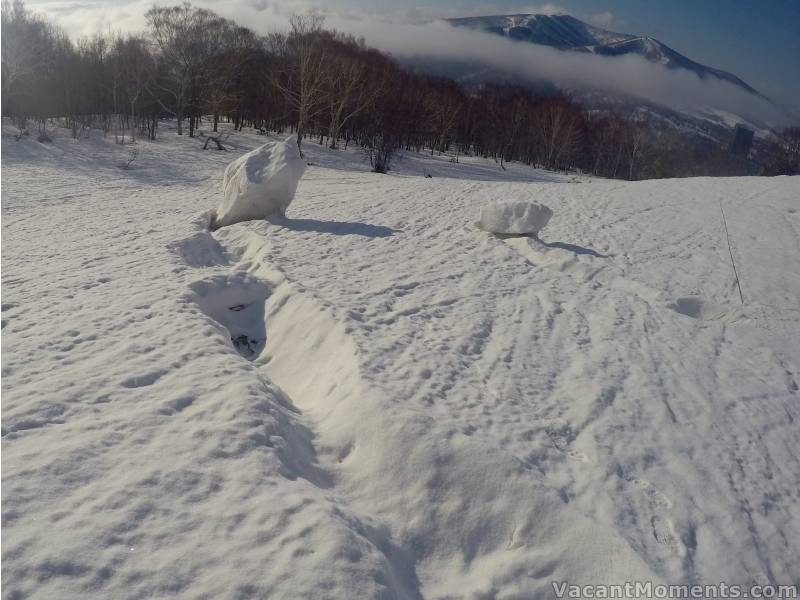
[[231, 334, 260, 358], [189, 275, 270, 361], [668, 297, 739, 322], [671, 297, 705, 318]]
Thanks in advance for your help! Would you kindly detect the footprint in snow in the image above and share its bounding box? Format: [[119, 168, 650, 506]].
[[545, 422, 589, 462], [629, 478, 672, 509], [627, 477, 685, 558], [651, 516, 685, 557], [121, 369, 167, 388]]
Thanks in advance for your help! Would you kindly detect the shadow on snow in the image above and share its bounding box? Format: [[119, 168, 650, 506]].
[[544, 241, 607, 257], [271, 217, 400, 238]]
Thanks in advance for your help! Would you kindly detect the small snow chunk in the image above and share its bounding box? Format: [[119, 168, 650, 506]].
[[212, 140, 306, 229], [478, 201, 553, 235]]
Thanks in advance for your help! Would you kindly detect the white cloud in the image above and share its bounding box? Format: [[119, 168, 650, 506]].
[[32, 0, 578, 35], [587, 11, 614, 28], [30, 0, 304, 37], [514, 3, 569, 15], [328, 17, 788, 125]]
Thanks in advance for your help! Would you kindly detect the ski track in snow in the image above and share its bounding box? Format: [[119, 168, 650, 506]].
[[2, 123, 800, 598]]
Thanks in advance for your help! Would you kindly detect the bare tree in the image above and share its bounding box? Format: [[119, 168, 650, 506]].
[[1, 0, 57, 130], [324, 39, 381, 149], [146, 3, 225, 137], [764, 127, 800, 175], [427, 80, 463, 155], [273, 13, 328, 157], [104, 35, 156, 143], [535, 99, 582, 171], [205, 23, 257, 132], [120, 36, 156, 140], [623, 121, 649, 180]]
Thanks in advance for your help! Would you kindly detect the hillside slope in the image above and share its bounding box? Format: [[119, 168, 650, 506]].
[[2, 124, 799, 598]]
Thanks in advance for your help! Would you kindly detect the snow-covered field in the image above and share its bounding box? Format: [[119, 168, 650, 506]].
[[2, 122, 799, 599]]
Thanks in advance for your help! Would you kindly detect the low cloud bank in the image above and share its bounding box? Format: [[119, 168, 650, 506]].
[[329, 18, 789, 126]]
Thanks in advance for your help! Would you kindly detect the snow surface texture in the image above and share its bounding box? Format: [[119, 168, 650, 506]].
[[212, 139, 306, 229], [2, 121, 800, 599], [478, 200, 553, 234]]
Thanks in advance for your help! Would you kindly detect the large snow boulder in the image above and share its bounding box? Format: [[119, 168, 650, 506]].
[[478, 201, 553, 235], [211, 140, 306, 229]]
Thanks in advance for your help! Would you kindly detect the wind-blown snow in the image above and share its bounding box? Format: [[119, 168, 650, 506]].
[[2, 121, 799, 599], [478, 200, 553, 234], [212, 139, 306, 229]]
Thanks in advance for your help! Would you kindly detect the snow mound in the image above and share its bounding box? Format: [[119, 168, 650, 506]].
[[212, 140, 306, 229], [478, 200, 553, 234]]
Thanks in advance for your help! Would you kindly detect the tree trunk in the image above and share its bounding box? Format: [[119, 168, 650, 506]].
[[296, 128, 304, 158]]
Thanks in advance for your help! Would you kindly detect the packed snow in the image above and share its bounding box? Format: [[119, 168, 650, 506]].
[[478, 200, 553, 234], [2, 121, 799, 599], [212, 139, 306, 229]]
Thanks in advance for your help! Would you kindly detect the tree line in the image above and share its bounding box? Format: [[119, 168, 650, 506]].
[[2, 0, 797, 177]]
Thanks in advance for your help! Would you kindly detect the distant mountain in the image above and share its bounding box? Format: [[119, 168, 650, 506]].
[[447, 14, 761, 97]]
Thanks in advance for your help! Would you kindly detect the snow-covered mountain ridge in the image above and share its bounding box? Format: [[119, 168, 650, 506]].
[[447, 14, 761, 97]]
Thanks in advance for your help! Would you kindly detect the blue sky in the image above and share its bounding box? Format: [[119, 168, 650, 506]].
[[31, 0, 800, 105]]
